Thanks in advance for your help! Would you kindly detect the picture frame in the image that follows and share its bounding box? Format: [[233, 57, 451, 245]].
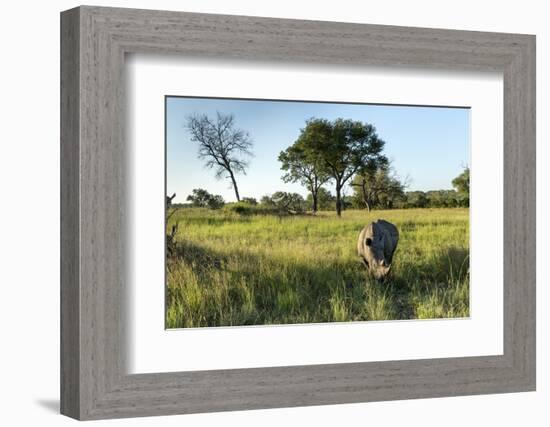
[[60, 5, 536, 420]]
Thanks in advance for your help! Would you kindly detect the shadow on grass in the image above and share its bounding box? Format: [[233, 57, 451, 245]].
[[382, 246, 470, 319], [167, 239, 469, 327], [171, 210, 320, 227], [171, 216, 253, 227]]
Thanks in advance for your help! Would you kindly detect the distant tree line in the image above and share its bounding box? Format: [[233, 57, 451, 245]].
[[177, 111, 470, 215], [181, 181, 468, 213]]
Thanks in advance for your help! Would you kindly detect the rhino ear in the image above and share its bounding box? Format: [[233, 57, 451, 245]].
[[365, 238, 372, 246]]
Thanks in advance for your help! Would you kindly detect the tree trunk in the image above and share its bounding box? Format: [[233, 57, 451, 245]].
[[364, 200, 371, 212], [311, 187, 318, 214], [227, 168, 240, 202], [313, 195, 318, 213], [335, 183, 342, 217], [359, 178, 371, 212]]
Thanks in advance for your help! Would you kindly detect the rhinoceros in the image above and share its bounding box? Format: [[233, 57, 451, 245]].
[[357, 219, 399, 281]]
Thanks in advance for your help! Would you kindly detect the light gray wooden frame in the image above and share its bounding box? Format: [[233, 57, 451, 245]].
[[60, 5, 536, 421]]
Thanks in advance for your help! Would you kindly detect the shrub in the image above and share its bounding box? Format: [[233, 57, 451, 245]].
[[186, 188, 225, 209], [241, 197, 258, 205], [271, 191, 306, 214], [224, 202, 256, 215]]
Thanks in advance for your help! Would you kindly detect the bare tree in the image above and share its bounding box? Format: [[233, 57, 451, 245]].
[[166, 193, 180, 221], [186, 112, 253, 202], [166, 192, 176, 208], [166, 223, 179, 258]]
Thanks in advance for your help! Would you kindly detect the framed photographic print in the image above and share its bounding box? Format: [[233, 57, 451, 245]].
[[61, 5, 536, 420], [164, 96, 471, 329]]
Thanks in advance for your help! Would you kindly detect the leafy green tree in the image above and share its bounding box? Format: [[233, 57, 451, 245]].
[[306, 187, 335, 211], [400, 189, 468, 209], [279, 141, 330, 213], [186, 188, 225, 209], [186, 112, 253, 202], [340, 194, 354, 211], [452, 167, 470, 196], [405, 191, 429, 208], [456, 192, 469, 208], [186, 188, 210, 207], [426, 190, 462, 208], [260, 195, 275, 207], [451, 167, 470, 207], [206, 194, 225, 210], [270, 191, 306, 214], [351, 166, 405, 211], [297, 118, 387, 216], [426, 190, 444, 208]]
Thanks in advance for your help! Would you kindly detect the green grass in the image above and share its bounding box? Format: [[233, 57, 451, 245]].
[[166, 208, 469, 328]]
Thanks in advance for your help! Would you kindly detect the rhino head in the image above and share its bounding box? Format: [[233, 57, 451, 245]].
[[357, 220, 399, 281]]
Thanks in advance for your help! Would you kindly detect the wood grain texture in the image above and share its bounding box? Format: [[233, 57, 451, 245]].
[[60, 5, 536, 420], [60, 7, 80, 419]]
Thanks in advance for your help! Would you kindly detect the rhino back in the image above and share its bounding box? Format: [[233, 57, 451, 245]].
[[376, 219, 399, 260], [376, 219, 398, 238]]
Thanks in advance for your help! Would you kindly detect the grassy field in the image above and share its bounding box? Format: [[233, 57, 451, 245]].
[[166, 208, 469, 328]]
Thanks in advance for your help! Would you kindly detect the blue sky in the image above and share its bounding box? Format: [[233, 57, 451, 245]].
[[166, 96, 470, 204]]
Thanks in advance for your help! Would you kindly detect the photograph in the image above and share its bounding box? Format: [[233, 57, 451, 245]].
[[165, 96, 470, 329]]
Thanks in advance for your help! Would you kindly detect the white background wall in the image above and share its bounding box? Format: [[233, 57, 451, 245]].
[[0, 0, 546, 425]]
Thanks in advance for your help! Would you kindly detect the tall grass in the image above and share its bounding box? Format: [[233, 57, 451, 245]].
[[166, 208, 469, 328]]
